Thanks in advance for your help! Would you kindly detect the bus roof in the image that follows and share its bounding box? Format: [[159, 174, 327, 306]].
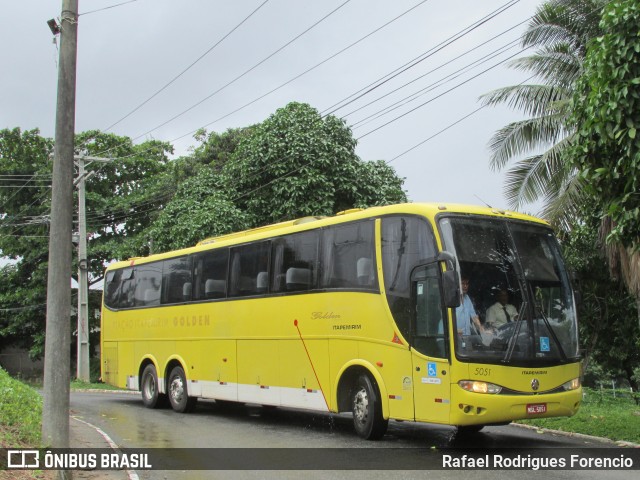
[[106, 203, 549, 270]]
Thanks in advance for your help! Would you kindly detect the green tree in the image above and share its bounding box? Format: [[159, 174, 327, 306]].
[[569, 0, 640, 243], [0, 128, 173, 358], [480, 0, 605, 228], [225, 102, 406, 227], [569, 0, 640, 321], [561, 217, 639, 394], [148, 169, 250, 252], [0, 128, 54, 356]]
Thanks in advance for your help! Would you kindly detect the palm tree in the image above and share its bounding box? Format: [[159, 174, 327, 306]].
[[480, 0, 605, 230], [484, 0, 640, 326]]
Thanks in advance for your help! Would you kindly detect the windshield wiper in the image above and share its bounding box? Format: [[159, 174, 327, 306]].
[[503, 301, 527, 364]]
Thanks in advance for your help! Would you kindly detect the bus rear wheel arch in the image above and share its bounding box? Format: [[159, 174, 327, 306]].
[[166, 364, 198, 413]]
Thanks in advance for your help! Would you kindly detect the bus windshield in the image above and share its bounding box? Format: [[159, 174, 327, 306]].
[[439, 216, 579, 366]]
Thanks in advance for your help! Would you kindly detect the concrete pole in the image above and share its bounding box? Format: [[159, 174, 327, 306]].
[[42, 0, 78, 453], [76, 157, 89, 382], [74, 155, 113, 382]]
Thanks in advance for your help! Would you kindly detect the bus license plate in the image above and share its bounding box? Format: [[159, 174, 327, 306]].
[[527, 403, 547, 415]]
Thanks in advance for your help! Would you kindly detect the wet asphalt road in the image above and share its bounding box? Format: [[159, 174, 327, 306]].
[[70, 391, 632, 480]]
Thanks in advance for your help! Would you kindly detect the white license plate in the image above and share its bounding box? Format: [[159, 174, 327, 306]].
[[526, 403, 547, 415]]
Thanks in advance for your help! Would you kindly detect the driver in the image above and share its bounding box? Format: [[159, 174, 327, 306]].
[[486, 288, 518, 329], [456, 276, 484, 336]]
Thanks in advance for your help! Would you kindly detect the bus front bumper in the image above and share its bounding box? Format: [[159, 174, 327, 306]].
[[449, 387, 582, 427]]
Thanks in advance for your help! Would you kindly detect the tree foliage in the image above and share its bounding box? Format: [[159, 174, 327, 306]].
[[0, 128, 172, 357], [480, 0, 605, 228], [570, 0, 640, 249], [224, 102, 406, 227], [561, 217, 639, 392], [149, 102, 406, 252]]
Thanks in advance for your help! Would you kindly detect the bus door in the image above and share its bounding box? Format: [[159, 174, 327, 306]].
[[410, 263, 451, 423]]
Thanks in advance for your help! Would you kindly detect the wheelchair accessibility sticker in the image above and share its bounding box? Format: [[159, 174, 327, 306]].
[[540, 337, 550, 352], [427, 362, 437, 377]]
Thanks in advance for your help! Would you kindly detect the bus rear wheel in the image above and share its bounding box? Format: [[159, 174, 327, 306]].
[[167, 366, 197, 413], [351, 374, 388, 440], [141, 364, 167, 409]]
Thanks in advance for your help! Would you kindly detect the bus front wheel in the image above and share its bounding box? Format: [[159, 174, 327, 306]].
[[167, 366, 197, 413], [351, 374, 388, 440], [141, 364, 167, 409]]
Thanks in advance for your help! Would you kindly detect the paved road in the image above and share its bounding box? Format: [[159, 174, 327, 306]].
[[70, 391, 632, 480]]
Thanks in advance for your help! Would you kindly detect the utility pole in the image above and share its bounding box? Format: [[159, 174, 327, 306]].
[[42, 0, 78, 456], [74, 155, 114, 382]]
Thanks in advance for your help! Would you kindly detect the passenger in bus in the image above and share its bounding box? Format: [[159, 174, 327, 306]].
[[485, 288, 518, 329], [455, 276, 484, 336]]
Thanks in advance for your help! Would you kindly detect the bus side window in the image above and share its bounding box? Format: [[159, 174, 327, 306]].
[[320, 221, 376, 290], [104, 270, 121, 309], [413, 264, 447, 359], [229, 242, 270, 297], [119, 268, 135, 309], [381, 216, 436, 341], [161, 256, 192, 304], [134, 263, 162, 307], [194, 248, 229, 301], [271, 231, 319, 293]]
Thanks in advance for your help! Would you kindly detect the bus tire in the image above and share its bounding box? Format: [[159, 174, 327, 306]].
[[168, 366, 197, 413], [141, 364, 167, 409], [351, 374, 388, 440]]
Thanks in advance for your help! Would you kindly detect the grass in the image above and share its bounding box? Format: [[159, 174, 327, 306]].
[[0, 367, 42, 448], [70, 379, 124, 391], [516, 387, 640, 444]]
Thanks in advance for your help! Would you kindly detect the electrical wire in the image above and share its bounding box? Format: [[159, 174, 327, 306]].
[[130, 0, 355, 143], [80, 0, 139, 17], [356, 49, 525, 140], [321, 0, 521, 117], [350, 41, 521, 130], [101, 0, 271, 134], [386, 74, 535, 164]]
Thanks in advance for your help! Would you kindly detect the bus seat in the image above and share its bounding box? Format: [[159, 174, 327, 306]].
[[144, 288, 160, 306], [357, 257, 374, 286], [182, 282, 192, 301], [286, 267, 310, 291], [256, 272, 268, 293], [205, 279, 226, 298]]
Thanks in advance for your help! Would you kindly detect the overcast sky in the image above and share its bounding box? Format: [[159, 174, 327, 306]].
[[2, 0, 542, 212]]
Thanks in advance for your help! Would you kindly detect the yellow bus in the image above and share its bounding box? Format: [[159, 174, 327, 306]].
[[101, 203, 582, 439]]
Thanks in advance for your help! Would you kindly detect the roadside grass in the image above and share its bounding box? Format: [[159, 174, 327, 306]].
[[70, 379, 125, 391], [0, 367, 41, 448], [516, 387, 640, 444]]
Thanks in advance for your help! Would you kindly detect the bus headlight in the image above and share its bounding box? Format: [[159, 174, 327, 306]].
[[458, 380, 502, 394], [562, 378, 580, 391]]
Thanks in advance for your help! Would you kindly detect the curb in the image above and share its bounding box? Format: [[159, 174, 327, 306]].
[[511, 422, 640, 448]]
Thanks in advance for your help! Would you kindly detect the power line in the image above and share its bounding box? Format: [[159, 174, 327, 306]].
[[350, 41, 521, 130], [91, 0, 432, 163], [356, 49, 524, 140], [80, 0, 139, 17], [101, 0, 271, 134], [131, 0, 354, 143], [386, 74, 536, 164], [321, 0, 521, 117], [340, 17, 530, 122]]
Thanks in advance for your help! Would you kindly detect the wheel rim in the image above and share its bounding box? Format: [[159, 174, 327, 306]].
[[170, 375, 184, 404], [143, 373, 156, 400], [353, 387, 369, 424]]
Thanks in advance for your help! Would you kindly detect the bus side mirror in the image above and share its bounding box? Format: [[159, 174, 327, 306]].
[[442, 270, 460, 308]]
